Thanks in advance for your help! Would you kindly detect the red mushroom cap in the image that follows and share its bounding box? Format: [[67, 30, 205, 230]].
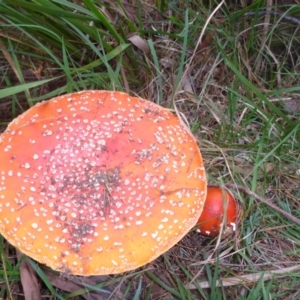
[[197, 187, 237, 237], [0, 90, 207, 275]]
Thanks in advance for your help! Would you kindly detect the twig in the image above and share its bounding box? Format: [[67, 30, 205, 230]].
[[226, 183, 300, 227], [178, 0, 225, 89], [172, 0, 225, 135], [244, 10, 300, 26], [254, 0, 272, 74], [187, 264, 300, 289]]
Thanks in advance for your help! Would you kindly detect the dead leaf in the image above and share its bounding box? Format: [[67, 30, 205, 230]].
[[31, 63, 45, 80], [16, 250, 41, 300], [45, 270, 106, 300], [45, 270, 136, 300], [283, 97, 300, 113], [128, 35, 149, 53], [180, 73, 195, 94]]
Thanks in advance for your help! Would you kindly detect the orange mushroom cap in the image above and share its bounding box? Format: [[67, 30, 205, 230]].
[[0, 90, 206, 275]]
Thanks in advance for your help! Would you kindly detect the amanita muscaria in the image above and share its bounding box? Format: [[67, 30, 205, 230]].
[[197, 187, 238, 237], [0, 90, 207, 275]]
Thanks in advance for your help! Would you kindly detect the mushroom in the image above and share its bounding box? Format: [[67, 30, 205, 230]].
[[196, 187, 237, 237], [0, 90, 207, 275]]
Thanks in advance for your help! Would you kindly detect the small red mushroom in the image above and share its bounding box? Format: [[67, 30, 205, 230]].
[[196, 187, 237, 237]]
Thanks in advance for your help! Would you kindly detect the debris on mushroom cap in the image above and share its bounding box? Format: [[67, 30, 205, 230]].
[[0, 90, 206, 275]]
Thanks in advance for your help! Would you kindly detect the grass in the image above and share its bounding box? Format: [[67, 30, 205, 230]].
[[1, 0, 300, 299]]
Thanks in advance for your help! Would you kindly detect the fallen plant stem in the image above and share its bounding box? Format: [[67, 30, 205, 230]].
[[187, 264, 300, 289], [226, 184, 300, 227]]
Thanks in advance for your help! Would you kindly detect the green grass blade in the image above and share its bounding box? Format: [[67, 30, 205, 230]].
[[0, 79, 57, 99], [27, 258, 65, 300], [82, 0, 124, 43]]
